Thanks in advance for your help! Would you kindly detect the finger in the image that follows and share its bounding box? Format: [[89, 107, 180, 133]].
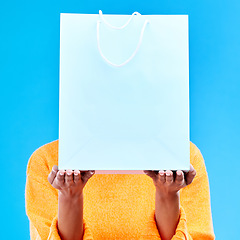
[[81, 170, 95, 184], [65, 169, 74, 186], [165, 170, 173, 185], [143, 170, 158, 181], [159, 170, 166, 183], [185, 164, 196, 185], [73, 170, 81, 184], [175, 170, 184, 186], [48, 165, 58, 185], [56, 170, 65, 185], [172, 170, 177, 181]]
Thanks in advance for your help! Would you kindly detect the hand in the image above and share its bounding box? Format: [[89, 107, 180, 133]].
[[144, 164, 196, 197], [48, 165, 95, 197]]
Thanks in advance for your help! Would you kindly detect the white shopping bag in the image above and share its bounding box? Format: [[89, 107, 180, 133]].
[[58, 10, 190, 174]]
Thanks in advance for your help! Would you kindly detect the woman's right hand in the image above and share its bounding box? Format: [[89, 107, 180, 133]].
[[48, 165, 95, 197]]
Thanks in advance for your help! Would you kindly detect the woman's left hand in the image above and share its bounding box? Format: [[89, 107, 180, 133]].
[[144, 164, 196, 197]]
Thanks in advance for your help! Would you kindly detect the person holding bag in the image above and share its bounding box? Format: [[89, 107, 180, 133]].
[[25, 139, 215, 240], [25, 10, 215, 240]]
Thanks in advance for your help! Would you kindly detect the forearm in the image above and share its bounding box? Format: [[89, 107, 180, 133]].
[[155, 190, 180, 240], [58, 191, 84, 240]]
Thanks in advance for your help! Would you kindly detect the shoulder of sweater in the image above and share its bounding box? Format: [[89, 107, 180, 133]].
[[190, 141, 198, 157], [39, 139, 59, 155], [27, 140, 59, 175], [189, 141, 207, 176]]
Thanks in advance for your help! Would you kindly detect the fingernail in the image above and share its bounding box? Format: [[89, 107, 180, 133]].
[[67, 172, 72, 175], [166, 171, 171, 176], [74, 172, 78, 175], [60, 172, 64, 176]]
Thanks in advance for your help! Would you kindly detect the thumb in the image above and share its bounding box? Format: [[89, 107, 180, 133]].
[[185, 164, 196, 185], [81, 170, 95, 184]]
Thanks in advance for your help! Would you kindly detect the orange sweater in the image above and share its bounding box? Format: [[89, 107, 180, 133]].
[[25, 140, 215, 239]]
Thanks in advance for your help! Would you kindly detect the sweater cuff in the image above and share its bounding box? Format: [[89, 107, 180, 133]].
[[49, 215, 94, 240], [140, 205, 188, 240]]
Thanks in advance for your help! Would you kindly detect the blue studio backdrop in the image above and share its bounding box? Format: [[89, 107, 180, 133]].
[[0, 0, 239, 239]]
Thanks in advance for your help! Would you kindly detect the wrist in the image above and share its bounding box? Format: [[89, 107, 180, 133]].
[[59, 190, 83, 202], [155, 190, 180, 214], [155, 189, 180, 202]]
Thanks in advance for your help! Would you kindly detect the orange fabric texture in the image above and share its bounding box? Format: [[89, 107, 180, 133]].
[[25, 140, 215, 239]]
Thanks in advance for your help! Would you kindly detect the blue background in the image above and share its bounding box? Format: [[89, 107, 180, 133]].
[[0, 0, 239, 239]]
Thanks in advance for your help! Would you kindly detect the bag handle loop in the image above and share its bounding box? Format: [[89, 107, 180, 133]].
[[99, 10, 141, 29], [97, 10, 150, 67]]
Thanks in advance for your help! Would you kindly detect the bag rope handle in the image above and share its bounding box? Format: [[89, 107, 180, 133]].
[[99, 9, 141, 29], [97, 10, 150, 67]]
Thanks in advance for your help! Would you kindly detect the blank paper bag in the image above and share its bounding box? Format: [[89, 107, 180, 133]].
[[58, 10, 190, 174]]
